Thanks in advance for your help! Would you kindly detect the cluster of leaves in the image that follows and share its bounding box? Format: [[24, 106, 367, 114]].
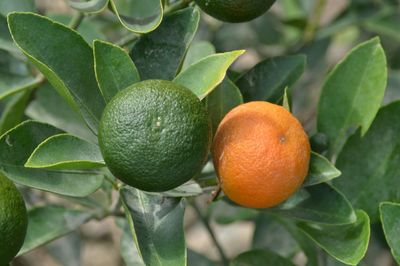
[[1, 0, 400, 265]]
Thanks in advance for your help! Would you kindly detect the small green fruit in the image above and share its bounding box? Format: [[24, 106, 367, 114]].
[[0, 174, 28, 265], [99, 80, 211, 192], [195, 0, 276, 23]]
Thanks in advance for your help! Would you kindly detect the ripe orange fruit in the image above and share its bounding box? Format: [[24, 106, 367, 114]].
[[212, 101, 310, 208]]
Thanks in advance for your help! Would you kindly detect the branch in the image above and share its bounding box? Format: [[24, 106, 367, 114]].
[[68, 12, 85, 30], [191, 201, 229, 266]]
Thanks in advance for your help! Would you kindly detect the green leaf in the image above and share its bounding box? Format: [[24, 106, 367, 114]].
[[0, 120, 104, 196], [282, 87, 290, 112], [253, 12, 286, 45], [317, 37, 387, 157], [205, 78, 243, 134], [94, 40, 140, 103], [120, 187, 186, 266], [46, 233, 82, 266], [0, 75, 41, 101], [130, 7, 199, 80], [0, 0, 35, 17], [209, 199, 258, 225], [25, 82, 96, 143], [0, 45, 39, 97], [159, 181, 203, 197], [174, 50, 245, 100], [182, 41, 215, 71], [8, 12, 105, 134], [303, 152, 341, 187], [363, 13, 400, 42], [25, 133, 105, 170], [18, 206, 93, 255], [0, 16, 21, 55], [253, 204, 320, 265], [385, 71, 400, 103], [314, 7, 375, 41], [48, 14, 107, 45], [0, 89, 31, 134], [116, 218, 145, 266], [110, 0, 162, 33], [188, 250, 214, 266], [298, 210, 370, 266], [235, 55, 306, 102], [310, 133, 329, 154], [280, 0, 306, 21], [298, 37, 331, 72], [213, 23, 256, 52], [379, 202, 400, 264], [273, 183, 356, 225], [66, 0, 109, 13], [0, 38, 26, 65], [252, 213, 300, 258], [333, 101, 400, 222], [277, 216, 319, 266], [231, 250, 295, 266], [358, 224, 390, 266]]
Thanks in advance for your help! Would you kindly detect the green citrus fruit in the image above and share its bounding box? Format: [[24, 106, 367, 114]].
[[99, 80, 211, 192], [0, 174, 28, 265], [195, 0, 275, 23]]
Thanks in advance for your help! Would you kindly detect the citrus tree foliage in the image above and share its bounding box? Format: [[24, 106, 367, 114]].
[[0, 0, 400, 265]]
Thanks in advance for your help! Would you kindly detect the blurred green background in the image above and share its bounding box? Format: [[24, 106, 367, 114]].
[[1, 0, 399, 265]]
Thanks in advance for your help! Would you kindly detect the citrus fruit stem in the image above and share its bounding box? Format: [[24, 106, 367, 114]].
[[208, 182, 222, 203]]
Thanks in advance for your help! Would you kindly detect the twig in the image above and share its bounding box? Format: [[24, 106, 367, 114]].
[[116, 33, 140, 47], [68, 11, 85, 30], [303, 0, 327, 43], [104, 174, 119, 189], [191, 201, 229, 266], [164, 0, 194, 14]]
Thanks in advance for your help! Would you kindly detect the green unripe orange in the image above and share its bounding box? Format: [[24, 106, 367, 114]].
[[195, 0, 276, 23], [99, 80, 211, 192], [0, 174, 28, 265]]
